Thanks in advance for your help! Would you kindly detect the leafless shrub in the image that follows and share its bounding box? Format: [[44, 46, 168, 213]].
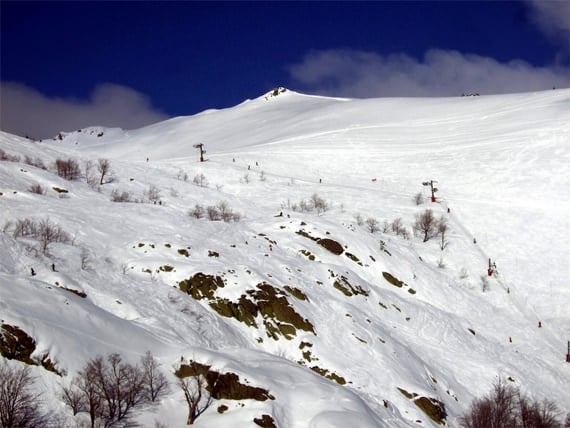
[[383, 220, 390, 233], [365, 217, 379, 233], [2, 220, 13, 233], [481, 275, 490, 292], [460, 378, 563, 428], [216, 201, 232, 222], [24, 155, 46, 170], [299, 199, 311, 212], [55, 158, 81, 180], [193, 173, 208, 187], [391, 218, 407, 236], [0, 148, 21, 162], [0, 363, 47, 428], [414, 209, 436, 242], [37, 218, 71, 254], [177, 170, 188, 181], [438, 216, 448, 250], [189, 204, 205, 219], [259, 170, 266, 182], [13, 218, 37, 238], [110, 189, 133, 203], [80, 247, 91, 270], [206, 205, 220, 221], [413, 192, 424, 205], [12, 217, 69, 254], [84, 160, 99, 188], [311, 193, 329, 215], [28, 183, 46, 195], [145, 185, 161, 204], [242, 173, 250, 184], [353, 213, 364, 226], [97, 159, 111, 185]]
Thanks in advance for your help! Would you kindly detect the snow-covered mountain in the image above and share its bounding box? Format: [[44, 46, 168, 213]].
[[1, 87, 569, 427]]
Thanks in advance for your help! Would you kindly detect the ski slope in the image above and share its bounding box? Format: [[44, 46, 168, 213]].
[[1, 88, 569, 427]]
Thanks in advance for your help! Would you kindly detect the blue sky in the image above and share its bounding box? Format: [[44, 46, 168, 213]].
[[1, 1, 569, 139]]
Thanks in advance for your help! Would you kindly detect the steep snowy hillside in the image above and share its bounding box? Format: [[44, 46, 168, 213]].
[[1, 88, 569, 427]]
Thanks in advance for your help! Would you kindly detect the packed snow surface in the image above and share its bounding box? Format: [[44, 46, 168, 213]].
[[1, 88, 569, 427]]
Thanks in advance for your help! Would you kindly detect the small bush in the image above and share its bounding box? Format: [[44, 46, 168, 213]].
[[189, 204, 205, 219], [145, 185, 161, 204], [0, 148, 21, 162], [413, 192, 424, 205], [110, 189, 133, 203], [24, 155, 47, 169], [193, 173, 208, 187], [29, 183, 46, 195]]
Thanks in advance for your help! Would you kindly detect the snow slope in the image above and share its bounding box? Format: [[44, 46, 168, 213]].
[[1, 88, 569, 427]]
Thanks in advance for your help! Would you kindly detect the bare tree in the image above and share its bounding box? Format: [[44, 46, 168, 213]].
[[438, 216, 448, 250], [145, 185, 161, 204], [460, 378, 563, 428], [140, 351, 169, 402], [0, 363, 46, 428], [365, 217, 379, 233], [414, 209, 436, 242], [97, 159, 111, 185], [69, 353, 152, 427], [37, 218, 71, 254], [413, 192, 424, 205], [84, 160, 98, 188], [74, 361, 103, 428], [177, 373, 213, 425], [391, 217, 407, 236], [61, 383, 86, 416], [55, 158, 81, 180]]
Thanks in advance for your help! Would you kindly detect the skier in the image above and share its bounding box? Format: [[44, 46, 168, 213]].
[[31, 268, 36, 276], [51, 263, 56, 272]]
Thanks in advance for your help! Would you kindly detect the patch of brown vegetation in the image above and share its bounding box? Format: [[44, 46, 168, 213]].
[[175, 361, 274, 401], [317, 238, 344, 255], [178, 273, 225, 300], [254, 414, 277, 428]]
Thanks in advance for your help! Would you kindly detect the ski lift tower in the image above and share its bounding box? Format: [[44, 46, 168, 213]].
[[193, 143, 206, 162], [422, 180, 438, 202]]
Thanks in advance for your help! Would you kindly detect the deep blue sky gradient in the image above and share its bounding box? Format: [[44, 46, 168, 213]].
[[1, 1, 568, 119]]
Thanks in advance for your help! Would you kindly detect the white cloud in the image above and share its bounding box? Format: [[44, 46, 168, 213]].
[[527, 0, 570, 41], [0, 82, 168, 139], [288, 48, 570, 98]]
